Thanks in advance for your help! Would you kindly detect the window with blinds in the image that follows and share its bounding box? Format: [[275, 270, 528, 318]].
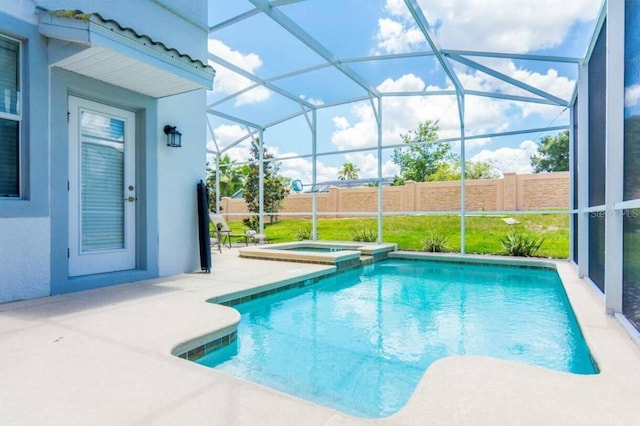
[[0, 34, 20, 198], [80, 111, 126, 252]]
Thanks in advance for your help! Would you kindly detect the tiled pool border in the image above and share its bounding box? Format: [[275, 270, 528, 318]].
[[388, 252, 557, 271], [177, 330, 238, 361], [177, 252, 559, 361], [238, 241, 396, 269]]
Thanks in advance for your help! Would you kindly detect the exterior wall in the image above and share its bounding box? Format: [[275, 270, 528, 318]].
[[157, 90, 206, 276], [2, 1, 37, 24], [0, 218, 50, 303], [220, 172, 570, 220], [0, 10, 51, 302], [49, 69, 161, 294], [0, 0, 210, 302]]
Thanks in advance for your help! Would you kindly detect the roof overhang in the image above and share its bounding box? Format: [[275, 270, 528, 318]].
[[38, 11, 215, 98]]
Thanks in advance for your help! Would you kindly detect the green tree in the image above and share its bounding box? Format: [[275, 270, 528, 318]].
[[337, 162, 360, 180], [392, 120, 498, 182], [206, 154, 249, 211], [430, 160, 500, 181], [624, 115, 640, 199], [243, 138, 290, 230], [206, 154, 249, 197], [392, 120, 456, 182], [465, 160, 500, 179], [530, 130, 569, 172]]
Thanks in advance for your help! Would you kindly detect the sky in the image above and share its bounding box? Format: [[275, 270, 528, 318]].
[[206, 0, 603, 183]]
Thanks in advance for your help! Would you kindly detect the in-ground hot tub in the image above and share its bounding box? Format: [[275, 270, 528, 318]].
[[238, 240, 396, 269]]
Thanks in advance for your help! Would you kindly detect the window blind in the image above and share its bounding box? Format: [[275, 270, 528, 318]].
[[80, 111, 126, 252], [0, 36, 19, 197]]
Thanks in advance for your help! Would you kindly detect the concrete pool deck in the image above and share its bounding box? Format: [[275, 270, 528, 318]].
[[1, 250, 640, 425]]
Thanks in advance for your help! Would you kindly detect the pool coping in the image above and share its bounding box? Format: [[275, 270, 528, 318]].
[[238, 240, 397, 267]]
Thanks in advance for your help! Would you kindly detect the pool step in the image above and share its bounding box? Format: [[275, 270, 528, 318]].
[[360, 255, 375, 266]]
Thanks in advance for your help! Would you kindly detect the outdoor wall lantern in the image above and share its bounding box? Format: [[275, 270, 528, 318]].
[[164, 125, 182, 148]]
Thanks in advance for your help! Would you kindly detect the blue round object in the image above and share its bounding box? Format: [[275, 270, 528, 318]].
[[291, 179, 303, 192]]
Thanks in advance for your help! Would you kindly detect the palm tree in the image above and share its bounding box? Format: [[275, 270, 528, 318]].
[[207, 154, 248, 197], [337, 162, 360, 180]]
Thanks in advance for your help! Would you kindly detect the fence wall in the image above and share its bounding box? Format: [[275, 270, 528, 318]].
[[220, 172, 569, 220]]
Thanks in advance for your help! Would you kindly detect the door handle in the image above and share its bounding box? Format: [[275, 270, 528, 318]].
[[125, 196, 137, 202]]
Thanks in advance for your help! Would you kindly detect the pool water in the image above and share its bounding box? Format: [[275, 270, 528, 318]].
[[196, 259, 596, 418], [283, 246, 342, 252]]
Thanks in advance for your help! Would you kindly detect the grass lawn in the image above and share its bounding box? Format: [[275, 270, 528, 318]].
[[228, 214, 569, 258]]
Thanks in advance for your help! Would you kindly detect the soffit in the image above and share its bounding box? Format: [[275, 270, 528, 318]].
[[39, 10, 215, 98]]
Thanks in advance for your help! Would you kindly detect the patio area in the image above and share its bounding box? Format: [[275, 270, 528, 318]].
[[1, 249, 640, 425]]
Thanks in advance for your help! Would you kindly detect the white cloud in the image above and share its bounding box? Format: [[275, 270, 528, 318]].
[[331, 73, 516, 153], [471, 140, 539, 174], [375, 0, 600, 55], [333, 116, 350, 130], [300, 95, 324, 106], [208, 39, 271, 106], [487, 62, 575, 118], [378, 73, 425, 92], [453, 58, 576, 119], [384, 0, 412, 19], [275, 152, 399, 182], [625, 84, 640, 108], [206, 124, 255, 164], [212, 124, 248, 145], [454, 137, 492, 152], [374, 18, 425, 54], [274, 152, 339, 183], [417, 0, 601, 53], [341, 152, 399, 179]]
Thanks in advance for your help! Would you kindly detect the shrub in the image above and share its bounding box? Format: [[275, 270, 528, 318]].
[[422, 233, 449, 252], [351, 227, 378, 242], [498, 232, 545, 257], [296, 225, 313, 241], [242, 215, 260, 231]]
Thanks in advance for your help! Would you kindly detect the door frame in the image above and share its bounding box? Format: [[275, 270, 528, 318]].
[[68, 96, 137, 277]]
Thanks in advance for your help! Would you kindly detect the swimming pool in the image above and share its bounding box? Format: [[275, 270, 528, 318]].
[[194, 259, 596, 418]]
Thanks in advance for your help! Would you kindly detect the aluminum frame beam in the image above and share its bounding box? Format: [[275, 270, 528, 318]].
[[447, 53, 570, 106], [208, 0, 309, 32], [208, 53, 315, 109], [402, 0, 464, 96], [247, 0, 380, 98]]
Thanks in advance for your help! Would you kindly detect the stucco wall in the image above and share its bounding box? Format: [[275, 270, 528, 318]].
[[0, 11, 52, 302], [2, 0, 38, 23], [220, 172, 570, 220], [0, 218, 50, 303], [1, 2, 210, 302], [157, 90, 207, 276]]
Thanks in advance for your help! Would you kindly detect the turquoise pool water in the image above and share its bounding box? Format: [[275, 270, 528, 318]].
[[196, 259, 596, 418]]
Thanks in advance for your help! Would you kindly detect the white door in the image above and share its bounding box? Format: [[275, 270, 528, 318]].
[[68, 96, 136, 276]]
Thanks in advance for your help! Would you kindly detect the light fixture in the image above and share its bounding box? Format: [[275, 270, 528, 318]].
[[164, 125, 182, 148]]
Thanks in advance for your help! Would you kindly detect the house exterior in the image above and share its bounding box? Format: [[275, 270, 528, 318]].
[[0, 0, 214, 303]]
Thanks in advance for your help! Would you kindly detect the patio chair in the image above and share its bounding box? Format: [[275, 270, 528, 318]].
[[209, 213, 249, 249], [245, 229, 269, 245]]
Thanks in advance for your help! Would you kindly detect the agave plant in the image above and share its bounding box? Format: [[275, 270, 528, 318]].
[[422, 233, 450, 252], [296, 225, 313, 241], [351, 227, 378, 242], [498, 232, 544, 257]]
